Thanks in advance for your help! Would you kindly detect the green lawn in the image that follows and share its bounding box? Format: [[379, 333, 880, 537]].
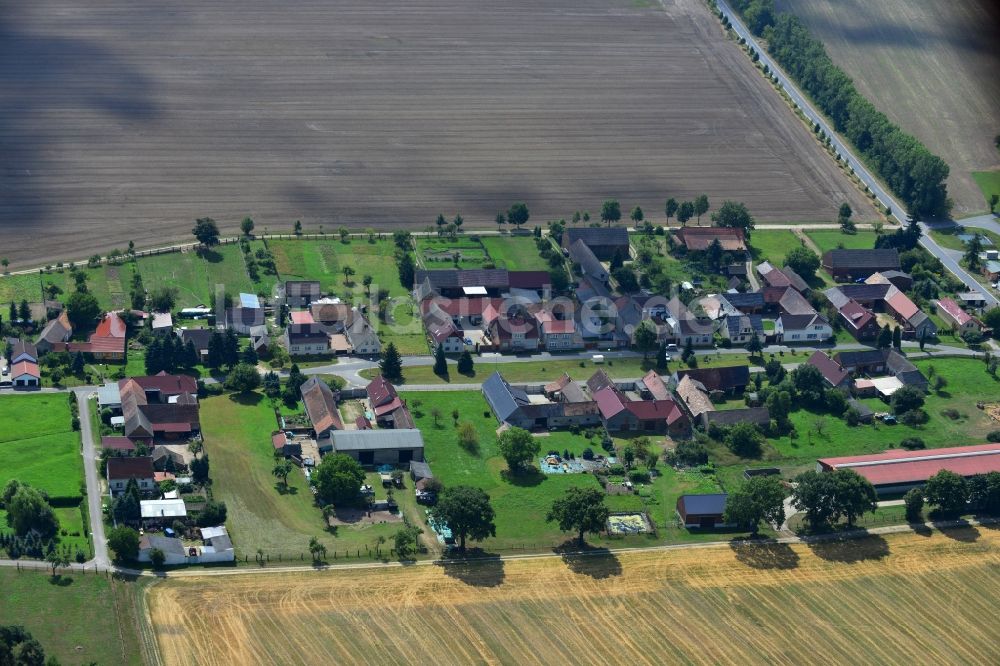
[[270, 238, 410, 300], [201, 393, 401, 559], [136, 245, 256, 308], [479, 236, 550, 271], [749, 230, 808, 266], [971, 170, 1000, 208], [806, 230, 878, 253], [0, 394, 82, 502], [0, 569, 144, 665], [0, 272, 43, 304], [363, 357, 752, 385], [415, 236, 489, 269], [929, 225, 1000, 253], [377, 299, 429, 355], [41, 263, 137, 311], [403, 391, 609, 551]]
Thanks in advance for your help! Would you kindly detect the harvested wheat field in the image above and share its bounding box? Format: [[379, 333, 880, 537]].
[[0, 0, 871, 269], [147, 528, 1000, 665], [776, 0, 1000, 216]]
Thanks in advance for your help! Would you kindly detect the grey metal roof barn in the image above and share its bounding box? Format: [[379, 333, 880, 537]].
[[330, 429, 425, 452]]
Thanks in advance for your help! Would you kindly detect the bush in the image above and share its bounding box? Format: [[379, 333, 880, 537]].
[[940, 408, 961, 420], [581, 447, 594, 461], [904, 488, 924, 523], [607, 464, 626, 476], [987, 431, 1000, 443], [900, 437, 925, 451], [670, 440, 708, 466], [628, 470, 650, 484]]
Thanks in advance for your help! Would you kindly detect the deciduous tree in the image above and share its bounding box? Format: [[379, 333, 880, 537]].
[[496, 427, 541, 473], [429, 485, 496, 552], [546, 487, 610, 545]]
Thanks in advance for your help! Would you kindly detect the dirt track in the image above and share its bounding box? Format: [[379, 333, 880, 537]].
[[0, 0, 871, 269], [147, 528, 1000, 665]]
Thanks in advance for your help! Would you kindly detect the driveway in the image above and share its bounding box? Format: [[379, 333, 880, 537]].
[[74, 388, 110, 568]]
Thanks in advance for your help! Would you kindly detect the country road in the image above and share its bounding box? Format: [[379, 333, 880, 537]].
[[75, 388, 110, 568], [715, 0, 999, 308]]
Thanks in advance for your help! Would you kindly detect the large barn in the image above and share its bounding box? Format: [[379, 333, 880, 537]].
[[817, 444, 1000, 495]]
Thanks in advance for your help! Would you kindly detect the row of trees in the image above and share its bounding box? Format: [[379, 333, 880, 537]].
[[728, 0, 950, 217]]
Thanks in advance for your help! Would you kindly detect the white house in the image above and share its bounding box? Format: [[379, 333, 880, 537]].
[[776, 313, 832, 343]]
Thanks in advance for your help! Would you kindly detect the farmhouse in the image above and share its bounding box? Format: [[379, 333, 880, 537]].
[[674, 366, 750, 395], [482, 372, 600, 430], [300, 377, 343, 450], [177, 328, 213, 362], [119, 374, 200, 441], [805, 351, 850, 390], [834, 348, 928, 390], [561, 227, 630, 260], [674, 375, 714, 420], [107, 456, 155, 496], [198, 526, 235, 563], [101, 436, 137, 454], [330, 429, 424, 466], [721, 313, 764, 344], [835, 299, 879, 341], [138, 534, 187, 566], [487, 315, 540, 353], [284, 280, 322, 308], [822, 249, 900, 281], [11, 339, 38, 365], [817, 443, 1000, 495], [567, 239, 609, 282], [284, 323, 329, 356], [592, 384, 688, 436], [757, 262, 809, 293], [935, 298, 986, 334], [676, 494, 731, 529], [366, 376, 414, 429], [674, 227, 747, 252], [35, 312, 72, 354], [866, 270, 913, 291]]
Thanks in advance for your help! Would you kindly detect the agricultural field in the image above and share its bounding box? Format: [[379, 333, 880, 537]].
[[148, 529, 1000, 665], [0, 569, 145, 665], [0, 394, 82, 502], [0, 0, 870, 270], [270, 238, 409, 299], [805, 229, 878, 254], [135, 246, 257, 307], [776, 0, 1000, 215], [200, 393, 405, 559]]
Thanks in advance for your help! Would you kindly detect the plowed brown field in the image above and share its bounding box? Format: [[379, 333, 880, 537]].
[[147, 528, 1000, 665], [0, 0, 871, 269]]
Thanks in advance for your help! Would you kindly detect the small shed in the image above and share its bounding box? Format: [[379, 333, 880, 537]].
[[847, 398, 874, 424], [676, 494, 731, 529]]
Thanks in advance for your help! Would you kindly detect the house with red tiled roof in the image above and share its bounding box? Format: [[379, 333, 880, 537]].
[[592, 384, 688, 436], [805, 351, 850, 390], [118, 373, 200, 441], [56, 311, 127, 360], [835, 299, 879, 341], [935, 298, 986, 335], [533, 310, 583, 352], [487, 314, 539, 353], [884, 287, 937, 339], [11, 360, 40, 389], [300, 377, 343, 451], [366, 376, 413, 429]]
